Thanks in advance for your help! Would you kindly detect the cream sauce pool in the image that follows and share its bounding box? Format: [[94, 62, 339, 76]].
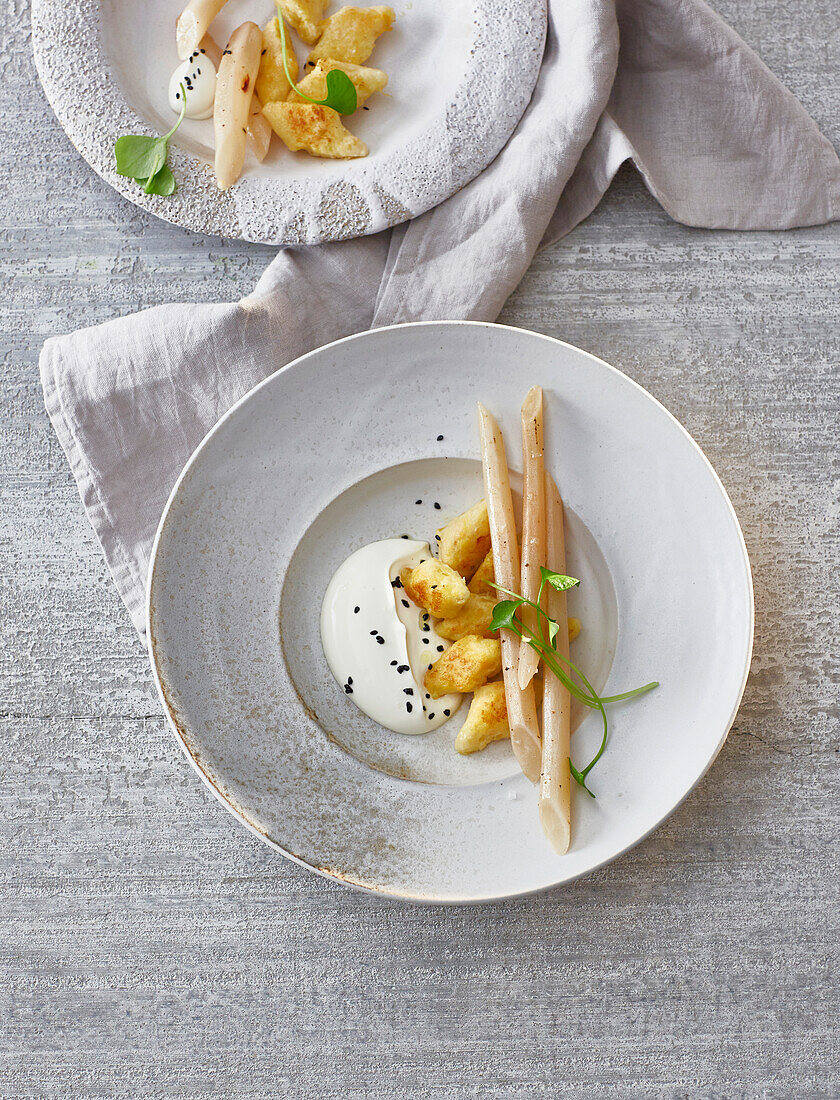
[[321, 539, 462, 735]]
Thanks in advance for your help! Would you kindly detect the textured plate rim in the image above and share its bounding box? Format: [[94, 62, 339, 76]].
[[146, 321, 755, 904], [31, 0, 547, 245]]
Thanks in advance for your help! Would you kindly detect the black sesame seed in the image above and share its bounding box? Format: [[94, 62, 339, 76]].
[[434, 534, 441, 541], [428, 713, 435, 720], [444, 709, 451, 717], [403, 688, 413, 696], [392, 577, 403, 588], [415, 499, 422, 505], [397, 665, 409, 673], [406, 702, 413, 713], [362, 105, 370, 110], [376, 636, 385, 645], [434, 502, 441, 510], [425, 693, 431, 699], [437, 435, 444, 441], [401, 599, 409, 608], [401, 534, 410, 539], [390, 660, 398, 667], [175, 92, 181, 99], [370, 630, 378, 636], [348, 676, 353, 685], [431, 585, 438, 589], [436, 645, 444, 652], [354, 606, 360, 614], [422, 638, 429, 644]]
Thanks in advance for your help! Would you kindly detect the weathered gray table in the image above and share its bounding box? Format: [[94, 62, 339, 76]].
[[3, 1, 838, 1096]]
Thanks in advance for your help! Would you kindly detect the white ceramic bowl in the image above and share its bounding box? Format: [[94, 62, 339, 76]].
[[32, 0, 546, 243], [148, 322, 754, 901]]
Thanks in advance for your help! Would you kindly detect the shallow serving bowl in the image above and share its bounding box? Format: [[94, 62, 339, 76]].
[[32, 0, 545, 243], [147, 322, 753, 902]]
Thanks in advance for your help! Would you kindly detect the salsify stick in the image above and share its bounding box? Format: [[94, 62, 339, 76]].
[[478, 403, 541, 783], [517, 385, 546, 690], [539, 474, 572, 854], [214, 22, 262, 190], [201, 35, 272, 160], [177, 0, 230, 60]]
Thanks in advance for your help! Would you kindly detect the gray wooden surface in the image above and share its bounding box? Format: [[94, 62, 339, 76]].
[[2, 0, 839, 1096]]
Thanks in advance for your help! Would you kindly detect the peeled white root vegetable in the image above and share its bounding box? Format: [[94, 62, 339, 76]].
[[177, 0, 230, 60], [517, 385, 546, 690], [213, 22, 262, 191], [201, 35, 271, 162], [478, 403, 541, 784], [539, 475, 572, 855]]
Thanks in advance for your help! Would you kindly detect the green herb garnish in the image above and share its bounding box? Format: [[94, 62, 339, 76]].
[[489, 572, 658, 797], [276, 5, 358, 114], [114, 83, 187, 196]]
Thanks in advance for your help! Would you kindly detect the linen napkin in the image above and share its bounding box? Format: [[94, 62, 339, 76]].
[[41, 0, 840, 635]]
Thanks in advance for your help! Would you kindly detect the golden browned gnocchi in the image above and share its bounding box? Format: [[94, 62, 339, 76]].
[[256, 16, 300, 105], [436, 594, 497, 641], [279, 0, 329, 45], [424, 635, 502, 699], [455, 682, 510, 754], [467, 549, 495, 598], [262, 102, 368, 158], [436, 500, 492, 581], [401, 559, 469, 619], [307, 5, 395, 66]]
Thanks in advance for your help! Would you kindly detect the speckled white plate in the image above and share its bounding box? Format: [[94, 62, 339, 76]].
[[147, 322, 754, 902], [31, 0, 546, 244]]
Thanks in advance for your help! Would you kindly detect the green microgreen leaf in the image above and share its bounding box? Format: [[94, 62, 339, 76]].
[[488, 573, 658, 796], [115, 135, 168, 181], [276, 5, 358, 114], [569, 761, 596, 798], [489, 599, 523, 634], [113, 83, 186, 196], [539, 567, 580, 592], [321, 69, 358, 113], [142, 164, 177, 196]]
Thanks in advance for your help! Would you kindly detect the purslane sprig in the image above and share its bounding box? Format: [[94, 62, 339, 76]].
[[276, 5, 358, 114], [114, 83, 186, 196], [489, 568, 658, 797]]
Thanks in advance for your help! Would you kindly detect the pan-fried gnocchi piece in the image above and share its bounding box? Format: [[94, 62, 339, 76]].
[[279, 0, 328, 45], [424, 635, 502, 699], [256, 17, 300, 105], [455, 682, 510, 754], [436, 500, 492, 581], [436, 594, 496, 641], [401, 559, 469, 619], [468, 550, 495, 598], [307, 6, 395, 66], [288, 59, 388, 107], [262, 102, 368, 158]]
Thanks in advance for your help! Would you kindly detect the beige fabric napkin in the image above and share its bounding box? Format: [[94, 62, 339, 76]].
[[41, 0, 840, 633]]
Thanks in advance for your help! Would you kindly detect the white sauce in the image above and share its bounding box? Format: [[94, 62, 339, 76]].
[[321, 539, 462, 735], [168, 51, 217, 120]]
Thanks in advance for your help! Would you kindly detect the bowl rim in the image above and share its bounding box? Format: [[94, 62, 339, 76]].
[[146, 320, 755, 904]]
